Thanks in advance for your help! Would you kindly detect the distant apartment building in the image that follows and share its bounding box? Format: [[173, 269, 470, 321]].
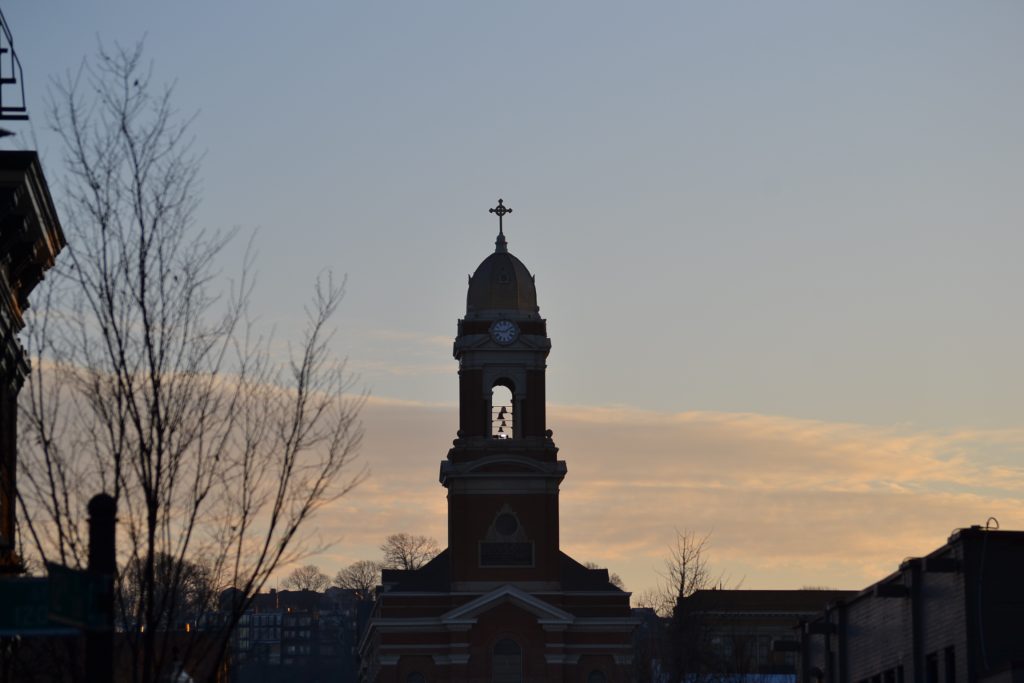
[[799, 526, 1024, 683], [231, 587, 362, 682]]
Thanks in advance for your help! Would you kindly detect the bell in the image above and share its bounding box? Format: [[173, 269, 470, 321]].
[[498, 407, 507, 418], [500, 420, 507, 428]]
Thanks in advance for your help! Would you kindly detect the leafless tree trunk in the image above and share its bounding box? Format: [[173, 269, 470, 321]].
[[16, 42, 364, 683]]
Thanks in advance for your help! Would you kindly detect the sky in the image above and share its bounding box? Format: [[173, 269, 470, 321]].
[[3, 2, 1024, 596]]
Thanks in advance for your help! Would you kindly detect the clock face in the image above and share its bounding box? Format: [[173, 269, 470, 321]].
[[490, 319, 519, 345]]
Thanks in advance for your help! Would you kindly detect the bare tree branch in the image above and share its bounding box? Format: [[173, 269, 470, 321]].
[[17, 41, 364, 683], [333, 559, 383, 600], [281, 564, 330, 592], [380, 533, 439, 571]]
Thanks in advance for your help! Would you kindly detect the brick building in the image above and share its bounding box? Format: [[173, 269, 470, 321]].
[[358, 203, 635, 682], [799, 527, 1024, 683], [0, 150, 65, 574], [675, 589, 855, 680]]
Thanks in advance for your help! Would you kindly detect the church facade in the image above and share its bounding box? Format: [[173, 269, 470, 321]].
[[358, 201, 635, 682]]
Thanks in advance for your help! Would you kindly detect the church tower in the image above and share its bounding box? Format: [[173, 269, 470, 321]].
[[360, 201, 635, 683], [442, 198, 566, 592]]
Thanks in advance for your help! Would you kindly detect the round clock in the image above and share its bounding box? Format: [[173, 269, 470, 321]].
[[489, 319, 519, 345]]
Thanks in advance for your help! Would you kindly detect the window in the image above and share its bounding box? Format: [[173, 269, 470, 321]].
[[926, 653, 939, 683], [406, 674, 426, 683], [492, 638, 522, 683], [756, 635, 771, 664], [944, 646, 955, 683], [710, 636, 734, 658], [587, 672, 608, 683]]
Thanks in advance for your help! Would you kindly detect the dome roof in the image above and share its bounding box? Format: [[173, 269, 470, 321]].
[[466, 232, 539, 317]]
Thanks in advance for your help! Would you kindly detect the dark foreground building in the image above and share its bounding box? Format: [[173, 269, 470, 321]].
[[0, 152, 69, 677], [359, 205, 635, 682], [800, 526, 1024, 683], [675, 589, 856, 680], [0, 151, 64, 574]]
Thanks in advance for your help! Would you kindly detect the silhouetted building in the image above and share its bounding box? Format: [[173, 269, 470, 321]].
[[632, 607, 671, 683], [359, 203, 635, 682], [231, 587, 361, 682], [672, 589, 856, 681], [799, 526, 1024, 683], [0, 150, 64, 574]]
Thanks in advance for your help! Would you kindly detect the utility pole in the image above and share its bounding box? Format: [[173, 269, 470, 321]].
[[86, 494, 116, 683]]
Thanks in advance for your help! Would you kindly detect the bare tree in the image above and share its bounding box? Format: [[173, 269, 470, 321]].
[[333, 559, 383, 600], [628, 529, 741, 681], [281, 564, 330, 592], [380, 533, 439, 571], [634, 529, 732, 616], [16, 42, 364, 682], [641, 529, 740, 682], [119, 553, 217, 631], [664, 529, 716, 601]]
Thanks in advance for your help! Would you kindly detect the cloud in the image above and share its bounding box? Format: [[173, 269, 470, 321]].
[[346, 328, 454, 377], [350, 360, 453, 377], [298, 399, 1024, 596], [365, 328, 452, 349]]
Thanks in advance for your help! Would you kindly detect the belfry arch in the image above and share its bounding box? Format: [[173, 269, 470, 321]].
[[491, 379, 515, 438]]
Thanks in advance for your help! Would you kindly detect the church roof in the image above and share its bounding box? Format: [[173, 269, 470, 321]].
[[379, 550, 624, 594], [465, 232, 539, 318], [380, 549, 450, 592], [559, 552, 625, 592]]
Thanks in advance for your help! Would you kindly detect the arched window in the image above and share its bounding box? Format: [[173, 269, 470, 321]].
[[491, 383, 514, 438], [492, 638, 522, 682], [587, 671, 608, 683]]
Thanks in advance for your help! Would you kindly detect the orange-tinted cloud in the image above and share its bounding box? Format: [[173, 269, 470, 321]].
[[297, 397, 1024, 597]]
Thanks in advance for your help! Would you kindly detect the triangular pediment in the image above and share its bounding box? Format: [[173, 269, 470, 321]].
[[441, 585, 574, 625]]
